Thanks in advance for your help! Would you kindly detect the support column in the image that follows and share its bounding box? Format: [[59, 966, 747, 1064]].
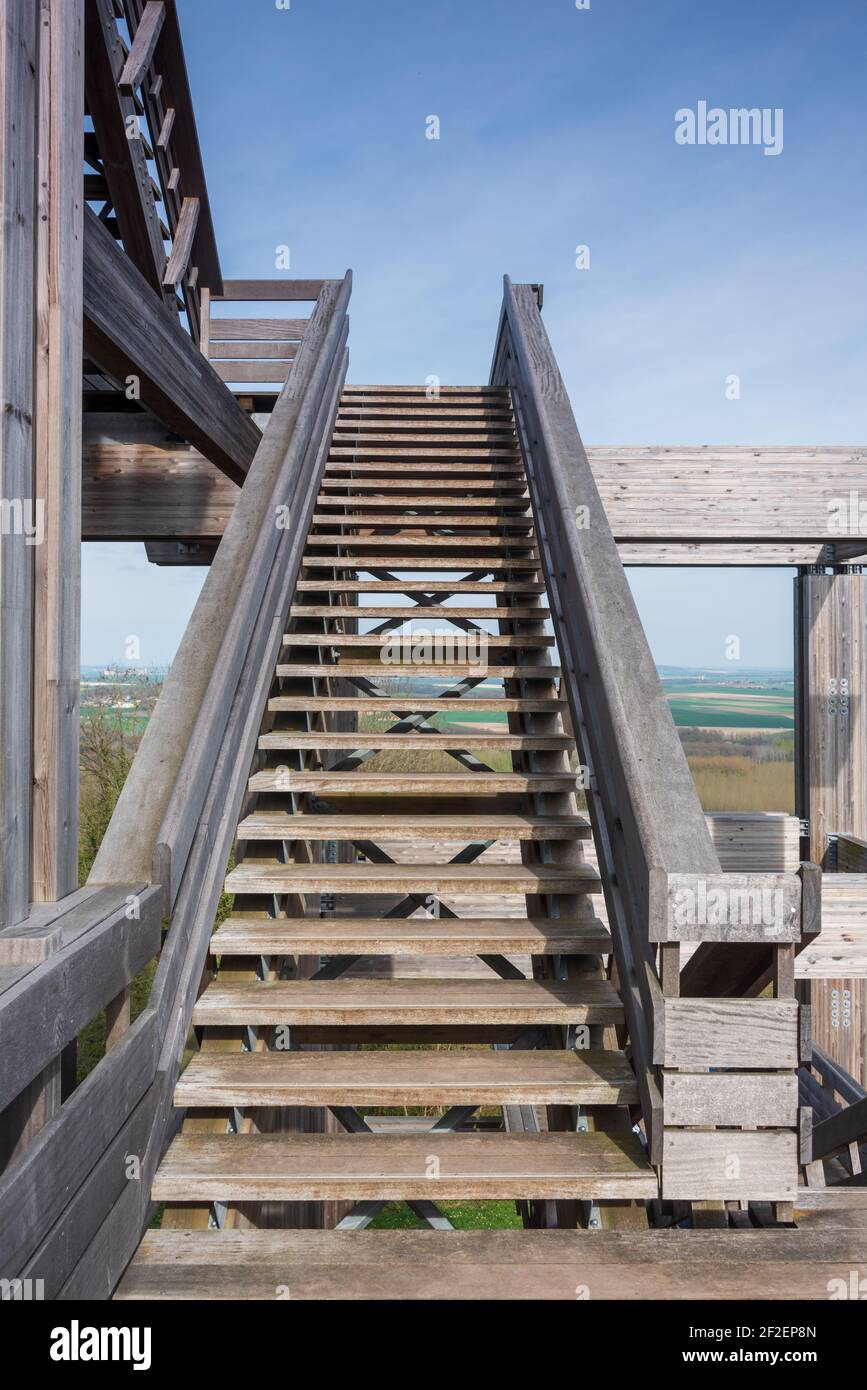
[[32, 0, 84, 904], [0, 0, 39, 930], [795, 569, 867, 1084]]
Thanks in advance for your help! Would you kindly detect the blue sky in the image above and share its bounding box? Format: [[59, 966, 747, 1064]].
[[82, 0, 867, 666]]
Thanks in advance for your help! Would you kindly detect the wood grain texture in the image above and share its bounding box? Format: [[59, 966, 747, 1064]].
[[31, 0, 84, 905], [210, 915, 609, 957], [0, 0, 38, 929], [152, 1130, 656, 1203], [174, 1048, 638, 1109], [191, 978, 624, 1028], [662, 1130, 798, 1201], [114, 1224, 867, 1301], [658, 998, 799, 1068], [82, 209, 260, 482]]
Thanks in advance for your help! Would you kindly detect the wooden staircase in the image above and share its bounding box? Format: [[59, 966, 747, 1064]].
[[117, 383, 658, 1295]]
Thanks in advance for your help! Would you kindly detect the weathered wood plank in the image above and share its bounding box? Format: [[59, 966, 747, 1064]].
[[663, 1071, 799, 1127], [113, 1224, 867, 1301], [118, 0, 165, 92], [0, 0, 38, 930], [0, 885, 161, 1111], [83, 208, 260, 482], [657, 998, 799, 1068], [0, 1009, 157, 1283], [162, 193, 199, 287], [662, 1130, 798, 1201], [84, 0, 168, 296], [652, 871, 801, 943], [31, 0, 84, 905]]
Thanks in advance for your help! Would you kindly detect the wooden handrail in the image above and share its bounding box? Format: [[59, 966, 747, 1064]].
[[0, 272, 351, 1295], [89, 274, 350, 901]]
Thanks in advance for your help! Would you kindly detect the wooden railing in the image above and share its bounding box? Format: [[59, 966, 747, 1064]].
[[0, 274, 351, 1297], [491, 278, 812, 1202]]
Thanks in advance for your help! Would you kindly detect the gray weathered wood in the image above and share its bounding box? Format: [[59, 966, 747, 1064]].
[[663, 1071, 799, 1127], [82, 208, 261, 483], [0, 885, 161, 1111], [652, 871, 801, 943], [662, 1130, 798, 1201], [0, 0, 38, 931], [31, 0, 84, 906], [657, 998, 799, 1069]]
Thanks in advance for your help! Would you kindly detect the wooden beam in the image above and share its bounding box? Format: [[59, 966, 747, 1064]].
[[84, 0, 168, 299], [32, 0, 84, 905], [83, 209, 261, 482], [589, 446, 867, 546], [162, 194, 198, 287], [145, 0, 222, 293], [118, 0, 165, 93], [0, 0, 39, 930]]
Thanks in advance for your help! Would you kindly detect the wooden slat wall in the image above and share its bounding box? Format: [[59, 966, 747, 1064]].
[[795, 573, 867, 1092]]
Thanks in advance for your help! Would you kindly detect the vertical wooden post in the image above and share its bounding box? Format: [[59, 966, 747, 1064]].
[[0, 0, 39, 931], [795, 570, 867, 1085], [32, 0, 84, 904]]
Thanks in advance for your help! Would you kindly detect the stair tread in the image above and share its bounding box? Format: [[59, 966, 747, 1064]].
[[115, 1227, 857, 1302], [311, 515, 533, 527], [295, 581, 547, 592], [268, 697, 563, 712], [235, 813, 589, 840], [192, 978, 622, 1026], [211, 914, 609, 955], [284, 635, 552, 649], [174, 1047, 636, 1108], [305, 536, 537, 550], [151, 1129, 654, 1203], [301, 559, 540, 570], [275, 663, 559, 677], [249, 770, 575, 793], [224, 861, 600, 894], [318, 479, 526, 490], [257, 733, 568, 751], [289, 607, 546, 618]]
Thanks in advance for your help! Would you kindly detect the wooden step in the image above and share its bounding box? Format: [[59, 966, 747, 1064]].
[[192, 978, 621, 1027], [332, 433, 517, 446], [276, 663, 558, 679], [284, 635, 553, 650], [317, 495, 528, 506], [150, 1130, 654, 1204], [235, 813, 589, 842], [341, 386, 509, 397], [115, 1226, 864, 1302], [304, 535, 538, 551], [324, 466, 524, 478], [249, 770, 576, 795], [289, 607, 547, 619], [318, 478, 526, 491], [329, 447, 520, 461], [295, 581, 547, 593], [224, 861, 600, 896], [300, 558, 541, 572], [175, 1048, 635, 1108], [211, 914, 609, 957], [268, 696, 563, 713], [310, 515, 534, 529], [257, 732, 568, 752]]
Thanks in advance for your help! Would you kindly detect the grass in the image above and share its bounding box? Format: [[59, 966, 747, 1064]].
[[370, 1201, 523, 1229]]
